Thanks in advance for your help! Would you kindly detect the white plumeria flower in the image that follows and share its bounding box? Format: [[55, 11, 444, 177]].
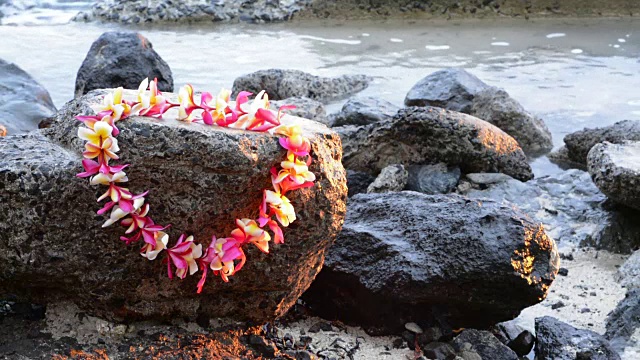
[[141, 231, 169, 261], [90, 171, 128, 186], [102, 197, 145, 227], [175, 236, 203, 278]]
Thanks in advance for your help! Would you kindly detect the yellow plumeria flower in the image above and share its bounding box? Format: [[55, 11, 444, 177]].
[[141, 231, 169, 261]]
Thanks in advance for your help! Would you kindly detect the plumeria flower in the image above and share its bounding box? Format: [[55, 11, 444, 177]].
[[275, 125, 311, 157], [78, 121, 120, 160], [77, 159, 128, 178], [261, 190, 296, 227], [270, 166, 315, 195], [197, 236, 246, 292], [141, 230, 169, 261], [131, 78, 172, 117], [230, 218, 271, 253], [102, 197, 145, 227], [164, 234, 200, 279], [97, 87, 131, 134], [97, 182, 132, 203], [232, 90, 273, 130], [202, 89, 237, 126], [274, 152, 316, 185], [177, 84, 199, 122], [120, 214, 168, 246]]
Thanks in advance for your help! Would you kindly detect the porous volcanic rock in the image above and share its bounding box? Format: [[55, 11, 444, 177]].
[[337, 106, 533, 181], [0, 58, 56, 135], [404, 68, 488, 112], [231, 69, 371, 103], [302, 191, 559, 334], [270, 97, 328, 125], [330, 96, 399, 127], [75, 32, 173, 98], [562, 120, 640, 166], [0, 89, 347, 323], [587, 141, 640, 211]]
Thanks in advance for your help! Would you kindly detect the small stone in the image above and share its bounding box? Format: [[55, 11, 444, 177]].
[[392, 338, 405, 348], [248, 334, 277, 358], [367, 164, 408, 193], [558, 267, 569, 276], [506, 330, 535, 356], [552, 301, 566, 310], [308, 321, 333, 333], [580, 308, 591, 313], [405, 322, 423, 334], [560, 253, 574, 261]]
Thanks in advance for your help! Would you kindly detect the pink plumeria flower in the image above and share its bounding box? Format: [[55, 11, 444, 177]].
[[102, 197, 145, 227], [98, 87, 130, 128], [232, 90, 271, 130], [173, 235, 203, 279], [274, 152, 316, 186], [261, 190, 296, 227], [131, 78, 171, 117], [78, 121, 120, 160], [197, 236, 246, 292], [275, 125, 311, 157], [164, 234, 200, 279], [202, 89, 236, 126], [140, 230, 169, 261], [230, 218, 271, 253]]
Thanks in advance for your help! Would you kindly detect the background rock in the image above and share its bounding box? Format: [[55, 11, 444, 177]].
[[330, 96, 399, 127], [562, 120, 640, 166], [618, 250, 640, 290], [346, 170, 375, 198], [0, 89, 347, 324], [338, 106, 533, 181], [470, 87, 553, 156], [605, 289, 640, 354], [366, 164, 407, 193], [588, 141, 640, 211], [302, 192, 558, 334], [231, 69, 370, 103], [535, 316, 620, 360], [404, 68, 488, 112], [405, 163, 460, 194], [270, 97, 328, 125], [0, 58, 56, 135], [75, 31, 173, 98]]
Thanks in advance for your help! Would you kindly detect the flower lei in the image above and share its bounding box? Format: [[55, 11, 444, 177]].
[[76, 78, 315, 293]]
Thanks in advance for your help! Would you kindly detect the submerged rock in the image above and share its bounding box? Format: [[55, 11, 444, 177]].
[[470, 87, 553, 156], [588, 141, 640, 211], [0, 58, 56, 135], [75, 32, 173, 98], [562, 120, 640, 166], [463, 169, 640, 253], [404, 68, 488, 112], [330, 96, 400, 127], [302, 192, 558, 334], [535, 316, 620, 360], [231, 69, 371, 103], [366, 164, 407, 193], [338, 106, 533, 181], [0, 89, 347, 323]]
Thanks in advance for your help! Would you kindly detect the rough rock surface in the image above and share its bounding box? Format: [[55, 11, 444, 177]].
[[588, 141, 640, 211], [405, 163, 460, 195], [74, 0, 313, 24], [463, 169, 640, 253], [231, 69, 370, 103], [75, 32, 173, 98], [302, 192, 559, 334], [0, 58, 57, 135], [470, 87, 553, 156], [535, 316, 620, 360], [606, 289, 640, 354], [404, 68, 488, 112], [329, 96, 399, 127], [366, 164, 407, 193], [618, 250, 640, 290], [338, 106, 533, 181], [562, 120, 640, 166], [452, 329, 518, 360], [270, 97, 327, 125], [0, 89, 347, 323]]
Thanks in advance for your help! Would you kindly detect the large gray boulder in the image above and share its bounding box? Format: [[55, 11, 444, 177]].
[[337, 106, 533, 181], [270, 97, 327, 125], [0, 89, 347, 323], [535, 316, 620, 360], [75, 32, 173, 98], [560, 120, 640, 166], [231, 69, 371, 103], [0, 58, 57, 135], [471, 87, 553, 155], [302, 192, 559, 334], [405, 163, 460, 195], [330, 96, 400, 127], [404, 68, 489, 112], [588, 141, 640, 211]]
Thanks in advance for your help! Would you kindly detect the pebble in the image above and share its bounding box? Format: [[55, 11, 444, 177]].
[[405, 322, 424, 334], [552, 301, 566, 310], [558, 267, 569, 276]]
